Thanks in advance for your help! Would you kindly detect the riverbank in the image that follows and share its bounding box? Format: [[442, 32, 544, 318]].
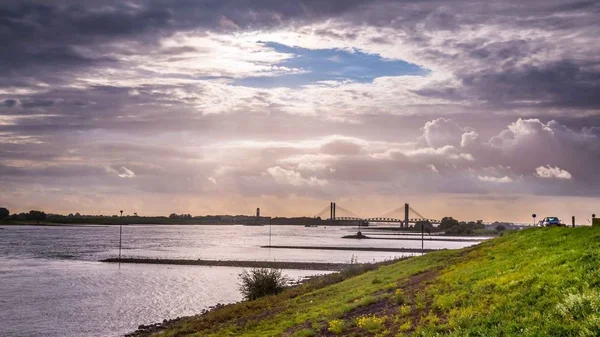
[[101, 258, 351, 271], [260, 245, 436, 253], [343, 235, 486, 242], [136, 227, 600, 336]]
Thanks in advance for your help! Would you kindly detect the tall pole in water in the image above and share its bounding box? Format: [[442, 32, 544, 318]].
[[119, 224, 122, 259], [421, 221, 424, 255], [119, 210, 123, 266]]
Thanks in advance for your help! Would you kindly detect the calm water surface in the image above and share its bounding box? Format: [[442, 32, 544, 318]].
[[0, 225, 483, 337]]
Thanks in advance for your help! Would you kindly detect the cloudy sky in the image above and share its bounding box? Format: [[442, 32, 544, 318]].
[[1, 0, 599, 222]]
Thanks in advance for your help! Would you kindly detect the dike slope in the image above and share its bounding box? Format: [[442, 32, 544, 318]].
[[142, 227, 600, 337]]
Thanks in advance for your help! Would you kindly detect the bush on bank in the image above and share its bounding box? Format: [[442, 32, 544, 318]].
[[238, 268, 290, 301]]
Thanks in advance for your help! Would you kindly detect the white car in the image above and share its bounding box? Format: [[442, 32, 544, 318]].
[[541, 217, 562, 227]]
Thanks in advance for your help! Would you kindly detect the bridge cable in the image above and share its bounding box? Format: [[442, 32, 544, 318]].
[[379, 207, 405, 218], [334, 205, 364, 219], [314, 205, 331, 218], [409, 206, 427, 220]]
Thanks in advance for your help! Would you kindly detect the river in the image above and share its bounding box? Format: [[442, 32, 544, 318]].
[[0, 225, 484, 337]]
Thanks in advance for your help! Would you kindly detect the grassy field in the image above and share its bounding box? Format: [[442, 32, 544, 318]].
[[152, 227, 600, 337]]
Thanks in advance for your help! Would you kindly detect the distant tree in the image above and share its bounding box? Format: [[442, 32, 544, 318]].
[[414, 220, 433, 232], [27, 210, 46, 221], [439, 217, 460, 230], [0, 207, 9, 219], [75, 212, 81, 217], [496, 224, 506, 232], [68, 213, 74, 217], [169, 213, 178, 219]]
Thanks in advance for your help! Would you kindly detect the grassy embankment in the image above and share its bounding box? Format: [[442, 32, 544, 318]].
[[151, 227, 600, 337]]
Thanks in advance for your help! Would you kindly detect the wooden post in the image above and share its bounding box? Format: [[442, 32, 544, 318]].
[[421, 222, 424, 255], [119, 225, 122, 257], [572, 216, 575, 228]]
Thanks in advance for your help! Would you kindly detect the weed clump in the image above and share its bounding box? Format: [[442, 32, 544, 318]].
[[399, 320, 412, 331], [327, 319, 345, 335], [398, 304, 411, 316], [357, 314, 386, 333], [394, 288, 406, 304], [238, 268, 290, 301]]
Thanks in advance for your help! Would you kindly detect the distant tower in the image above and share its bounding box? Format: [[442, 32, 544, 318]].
[[333, 202, 335, 220], [330, 202, 334, 221], [256, 208, 260, 218]]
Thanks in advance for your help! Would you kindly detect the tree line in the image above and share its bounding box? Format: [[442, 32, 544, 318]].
[[0, 208, 47, 221]]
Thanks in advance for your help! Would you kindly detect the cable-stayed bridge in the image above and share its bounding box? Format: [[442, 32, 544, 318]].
[[313, 202, 440, 227]]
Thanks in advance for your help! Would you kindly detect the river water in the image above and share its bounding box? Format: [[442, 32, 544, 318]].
[[0, 225, 484, 337]]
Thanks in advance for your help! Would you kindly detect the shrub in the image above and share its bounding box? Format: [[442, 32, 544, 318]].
[[556, 290, 600, 321], [327, 319, 345, 334], [420, 312, 440, 326], [398, 304, 411, 317], [238, 268, 290, 301], [399, 320, 412, 331], [394, 289, 406, 304], [357, 315, 385, 333]]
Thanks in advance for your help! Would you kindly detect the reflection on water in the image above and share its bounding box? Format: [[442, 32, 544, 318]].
[[0, 225, 484, 337]]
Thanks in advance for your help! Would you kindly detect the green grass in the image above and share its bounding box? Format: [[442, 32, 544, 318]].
[[154, 227, 600, 336]]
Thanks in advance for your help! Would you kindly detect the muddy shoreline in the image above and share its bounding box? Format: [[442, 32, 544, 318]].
[[260, 245, 437, 253], [100, 258, 349, 271]]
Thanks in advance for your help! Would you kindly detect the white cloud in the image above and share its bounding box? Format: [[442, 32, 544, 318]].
[[106, 166, 136, 179], [427, 164, 439, 173], [405, 145, 475, 161], [478, 175, 513, 183], [422, 118, 465, 148], [534, 166, 572, 180], [461, 131, 479, 148], [267, 166, 327, 187]]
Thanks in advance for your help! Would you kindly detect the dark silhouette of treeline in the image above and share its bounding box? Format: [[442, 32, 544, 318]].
[[0, 207, 331, 225]]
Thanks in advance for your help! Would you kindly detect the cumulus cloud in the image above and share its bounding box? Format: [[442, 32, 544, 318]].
[[266, 166, 327, 187], [478, 175, 513, 183], [534, 166, 573, 180], [106, 166, 136, 179], [421, 118, 465, 148]]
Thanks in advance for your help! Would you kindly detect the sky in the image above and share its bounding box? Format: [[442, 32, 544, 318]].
[[1, 0, 600, 222]]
